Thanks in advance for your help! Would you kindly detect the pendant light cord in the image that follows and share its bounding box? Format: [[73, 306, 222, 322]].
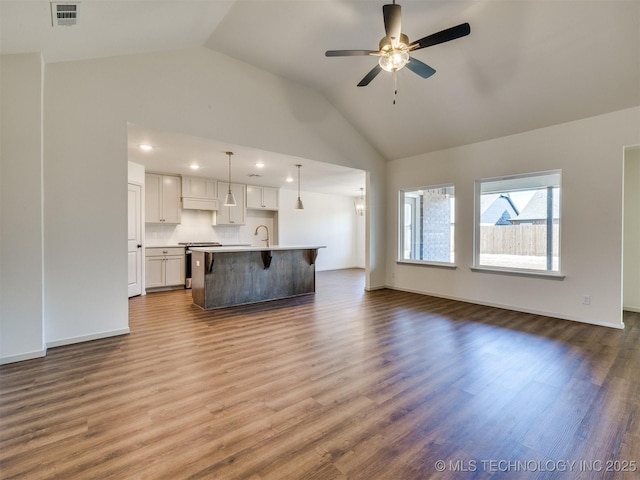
[[294, 164, 304, 210], [226, 151, 233, 194]]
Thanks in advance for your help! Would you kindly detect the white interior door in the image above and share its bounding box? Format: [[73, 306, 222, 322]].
[[128, 183, 143, 297]]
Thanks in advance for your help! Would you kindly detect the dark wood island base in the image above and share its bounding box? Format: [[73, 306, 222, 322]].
[[190, 246, 324, 310]]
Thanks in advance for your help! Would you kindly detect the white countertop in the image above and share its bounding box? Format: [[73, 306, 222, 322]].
[[189, 245, 326, 253]]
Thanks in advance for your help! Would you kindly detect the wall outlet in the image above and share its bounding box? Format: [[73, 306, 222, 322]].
[[582, 295, 591, 305]]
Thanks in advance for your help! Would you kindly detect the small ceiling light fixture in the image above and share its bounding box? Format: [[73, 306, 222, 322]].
[[255, 161, 265, 169], [294, 164, 304, 211], [190, 164, 200, 170], [223, 151, 237, 207], [354, 187, 366, 216], [139, 144, 154, 151], [286, 176, 293, 183]]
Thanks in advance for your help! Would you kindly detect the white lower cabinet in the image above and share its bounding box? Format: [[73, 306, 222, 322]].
[[145, 247, 185, 289]]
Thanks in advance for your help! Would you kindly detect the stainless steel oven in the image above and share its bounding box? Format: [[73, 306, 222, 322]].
[[179, 242, 222, 288]]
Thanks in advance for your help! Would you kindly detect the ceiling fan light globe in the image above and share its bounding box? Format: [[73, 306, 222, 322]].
[[379, 49, 409, 72]]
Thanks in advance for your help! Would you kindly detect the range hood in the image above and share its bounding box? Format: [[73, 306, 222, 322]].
[[181, 176, 218, 211]]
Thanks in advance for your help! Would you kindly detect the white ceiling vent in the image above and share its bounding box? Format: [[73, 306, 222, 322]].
[[51, 2, 80, 27]]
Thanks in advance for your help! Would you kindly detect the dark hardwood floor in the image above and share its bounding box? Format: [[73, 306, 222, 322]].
[[2, 269, 640, 479]]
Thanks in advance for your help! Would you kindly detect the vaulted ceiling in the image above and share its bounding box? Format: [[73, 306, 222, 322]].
[[2, 0, 639, 163]]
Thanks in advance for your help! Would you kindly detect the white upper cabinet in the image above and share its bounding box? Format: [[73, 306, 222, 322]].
[[181, 176, 218, 210], [246, 185, 279, 211], [146, 173, 181, 223], [214, 182, 246, 225], [261, 187, 279, 210]]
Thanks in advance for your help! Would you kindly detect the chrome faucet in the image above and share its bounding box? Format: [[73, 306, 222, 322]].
[[254, 224, 270, 247]]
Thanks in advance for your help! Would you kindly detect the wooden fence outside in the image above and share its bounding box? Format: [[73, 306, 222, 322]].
[[480, 224, 559, 256]]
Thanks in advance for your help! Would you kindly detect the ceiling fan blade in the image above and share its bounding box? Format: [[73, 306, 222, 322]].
[[357, 64, 383, 87], [326, 50, 378, 57], [409, 23, 470, 51], [406, 57, 436, 79], [383, 3, 402, 45]]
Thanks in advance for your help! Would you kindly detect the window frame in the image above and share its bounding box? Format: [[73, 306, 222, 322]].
[[398, 183, 456, 268], [472, 170, 563, 278]]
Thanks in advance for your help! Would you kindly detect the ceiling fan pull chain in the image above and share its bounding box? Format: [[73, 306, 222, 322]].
[[393, 71, 398, 105]]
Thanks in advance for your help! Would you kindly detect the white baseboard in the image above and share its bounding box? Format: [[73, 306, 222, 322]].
[[365, 285, 386, 291], [624, 305, 640, 313], [384, 285, 624, 330], [1, 348, 47, 365], [46, 328, 130, 349], [2, 329, 131, 365]]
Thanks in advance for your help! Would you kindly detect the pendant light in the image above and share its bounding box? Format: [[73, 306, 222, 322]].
[[223, 151, 236, 207], [354, 187, 365, 216], [294, 164, 304, 210]]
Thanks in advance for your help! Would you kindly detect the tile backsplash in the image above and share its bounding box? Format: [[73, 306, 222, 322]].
[[145, 209, 275, 247]]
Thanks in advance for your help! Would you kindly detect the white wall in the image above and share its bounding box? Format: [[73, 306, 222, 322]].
[[0, 54, 46, 363], [30, 47, 384, 356], [355, 199, 366, 269], [128, 161, 145, 184], [624, 146, 640, 311], [387, 108, 640, 329], [279, 189, 361, 271]]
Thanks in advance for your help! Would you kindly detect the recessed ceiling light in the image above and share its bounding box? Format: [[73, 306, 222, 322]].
[[256, 161, 265, 168], [190, 164, 200, 170], [286, 176, 294, 183], [139, 144, 154, 151]]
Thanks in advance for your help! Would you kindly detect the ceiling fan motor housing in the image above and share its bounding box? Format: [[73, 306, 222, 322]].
[[379, 33, 409, 52]]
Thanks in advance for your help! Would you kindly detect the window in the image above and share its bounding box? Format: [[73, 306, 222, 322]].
[[399, 185, 455, 265], [475, 171, 561, 273]]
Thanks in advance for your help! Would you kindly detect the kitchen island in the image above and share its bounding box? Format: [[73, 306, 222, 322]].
[[189, 245, 325, 309]]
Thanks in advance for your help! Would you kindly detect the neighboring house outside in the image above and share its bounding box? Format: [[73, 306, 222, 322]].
[[510, 189, 560, 225], [480, 194, 520, 225]]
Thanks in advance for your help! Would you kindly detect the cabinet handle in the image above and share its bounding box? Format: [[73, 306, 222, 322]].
[[162, 250, 168, 254]]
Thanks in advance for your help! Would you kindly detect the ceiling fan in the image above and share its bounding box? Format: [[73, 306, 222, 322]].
[[325, 1, 470, 89]]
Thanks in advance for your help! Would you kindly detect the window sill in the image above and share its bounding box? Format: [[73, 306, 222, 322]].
[[470, 266, 565, 280], [397, 260, 457, 269]]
